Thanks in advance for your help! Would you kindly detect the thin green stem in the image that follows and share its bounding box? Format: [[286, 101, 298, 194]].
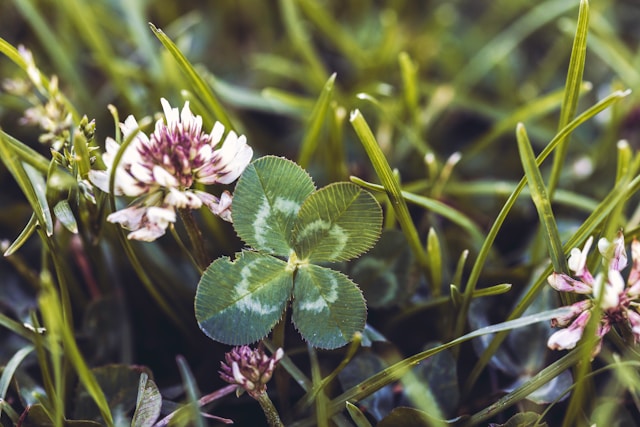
[[256, 393, 285, 427], [177, 208, 209, 273]]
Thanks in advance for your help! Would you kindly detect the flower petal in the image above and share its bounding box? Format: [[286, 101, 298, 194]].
[[551, 300, 591, 328], [547, 273, 592, 294], [627, 309, 640, 343], [568, 236, 593, 276], [628, 239, 640, 292], [547, 310, 590, 350], [598, 231, 627, 272]]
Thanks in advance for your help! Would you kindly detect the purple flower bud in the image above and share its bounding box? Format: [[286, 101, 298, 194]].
[[219, 346, 284, 398]]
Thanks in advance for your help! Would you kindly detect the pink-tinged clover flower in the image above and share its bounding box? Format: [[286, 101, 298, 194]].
[[219, 345, 284, 398], [547, 232, 640, 357], [89, 98, 252, 241]]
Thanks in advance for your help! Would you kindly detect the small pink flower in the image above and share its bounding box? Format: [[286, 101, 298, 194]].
[[547, 232, 640, 356], [90, 98, 252, 241], [220, 346, 284, 398]]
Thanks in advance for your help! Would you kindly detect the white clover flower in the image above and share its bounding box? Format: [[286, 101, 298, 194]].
[[547, 232, 640, 357], [90, 98, 252, 241]]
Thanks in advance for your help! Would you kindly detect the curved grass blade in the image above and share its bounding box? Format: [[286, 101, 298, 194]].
[[516, 123, 565, 273], [317, 307, 574, 421], [298, 73, 336, 169], [0, 345, 35, 420], [454, 0, 579, 90], [350, 110, 430, 281], [0, 132, 53, 237], [459, 89, 630, 390], [548, 0, 590, 194], [149, 23, 233, 130], [351, 176, 486, 249]]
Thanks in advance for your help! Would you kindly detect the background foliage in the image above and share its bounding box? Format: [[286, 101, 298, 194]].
[[1, 0, 640, 426]]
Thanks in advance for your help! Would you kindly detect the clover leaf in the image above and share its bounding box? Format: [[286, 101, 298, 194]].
[[195, 156, 382, 349]]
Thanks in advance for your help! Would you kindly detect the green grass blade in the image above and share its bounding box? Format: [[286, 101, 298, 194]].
[[350, 110, 430, 286], [12, 0, 91, 106], [548, 0, 590, 194], [516, 123, 566, 273], [176, 356, 205, 427], [296, 0, 365, 65], [0, 345, 34, 403], [462, 83, 591, 162], [326, 307, 573, 418], [298, 73, 336, 169], [350, 176, 485, 249], [345, 402, 372, 427], [278, 0, 328, 89], [466, 173, 640, 396], [455, 0, 579, 90], [0, 130, 52, 174], [462, 88, 630, 390], [3, 213, 38, 256], [149, 23, 233, 130], [462, 349, 583, 426], [0, 132, 53, 237]]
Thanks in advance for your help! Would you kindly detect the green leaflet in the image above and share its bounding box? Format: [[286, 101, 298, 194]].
[[195, 251, 292, 345], [233, 156, 315, 256], [292, 264, 366, 349], [293, 182, 383, 262]]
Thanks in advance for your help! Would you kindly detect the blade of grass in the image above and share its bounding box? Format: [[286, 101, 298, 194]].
[[12, 0, 91, 106], [278, 0, 329, 90], [296, 0, 365, 65], [298, 73, 336, 169], [350, 176, 485, 249], [466, 171, 640, 395], [462, 348, 583, 426], [3, 213, 38, 256], [443, 180, 599, 213], [149, 23, 233, 130], [39, 270, 114, 427], [427, 228, 443, 296], [308, 346, 328, 427], [461, 88, 630, 391], [455, 0, 579, 90], [0, 37, 80, 121], [462, 82, 591, 163], [176, 356, 205, 427], [350, 110, 431, 288], [58, 0, 137, 109], [345, 402, 372, 427], [0, 131, 53, 236], [0, 345, 35, 405], [294, 334, 361, 413], [548, 0, 590, 195], [0, 130, 51, 174], [516, 123, 566, 273]]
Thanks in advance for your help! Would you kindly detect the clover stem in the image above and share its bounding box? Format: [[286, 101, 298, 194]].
[[178, 208, 209, 271], [256, 392, 284, 427]]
